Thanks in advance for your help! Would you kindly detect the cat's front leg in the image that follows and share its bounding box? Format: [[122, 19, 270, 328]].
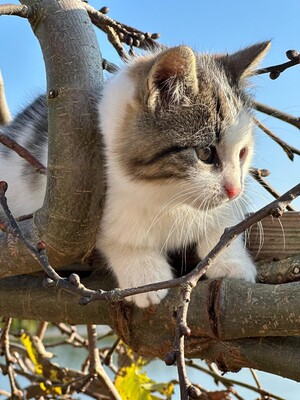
[[198, 235, 257, 283], [105, 247, 174, 308]]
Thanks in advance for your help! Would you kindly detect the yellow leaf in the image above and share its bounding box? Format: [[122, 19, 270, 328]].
[[115, 362, 173, 400]]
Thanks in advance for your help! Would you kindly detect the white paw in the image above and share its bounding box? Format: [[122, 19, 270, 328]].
[[117, 256, 174, 308], [206, 260, 257, 283], [126, 288, 169, 308]]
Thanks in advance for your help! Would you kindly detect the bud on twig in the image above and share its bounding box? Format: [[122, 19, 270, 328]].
[[286, 49, 299, 60], [188, 385, 202, 399], [269, 70, 280, 80], [164, 351, 176, 366], [180, 323, 191, 337], [36, 241, 46, 252], [99, 6, 109, 14], [69, 273, 80, 287]]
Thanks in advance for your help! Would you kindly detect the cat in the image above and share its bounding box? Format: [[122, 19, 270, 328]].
[[0, 42, 270, 308]]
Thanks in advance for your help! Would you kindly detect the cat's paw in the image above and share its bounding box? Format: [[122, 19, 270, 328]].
[[206, 259, 257, 283], [127, 288, 169, 308], [118, 259, 174, 308]]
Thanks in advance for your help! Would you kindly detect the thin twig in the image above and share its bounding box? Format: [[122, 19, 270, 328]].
[[0, 318, 23, 399], [174, 285, 202, 399], [253, 117, 300, 160], [53, 323, 87, 347], [255, 49, 300, 79], [87, 324, 122, 400], [0, 181, 61, 282], [250, 368, 263, 390], [35, 322, 48, 341], [84, 3, 161, 59], [102, 59, 120, 74], [103, 337, 121, 366], [253, 101, 300, 130], [0, 134, 47, 175], [0, 4, 31, 18], [186, 361, 285, 400], [249, 168, 297, 212]]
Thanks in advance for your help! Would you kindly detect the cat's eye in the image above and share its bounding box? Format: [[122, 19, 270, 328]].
[[195, 146, 215, 164], [239, 147, 247, 160]]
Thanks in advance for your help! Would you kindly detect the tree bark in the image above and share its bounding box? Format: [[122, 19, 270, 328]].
[[0, 271, 299, 380], [12, 0, 105, 269]]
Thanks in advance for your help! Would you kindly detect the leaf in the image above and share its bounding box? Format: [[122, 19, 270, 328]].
[[20, 332, 63, 395], [115, 362, 174, 400]]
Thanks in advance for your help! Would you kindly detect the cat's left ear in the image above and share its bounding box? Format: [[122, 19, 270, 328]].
[[217, 41, 271, 81], [147, 46, 199, 110]]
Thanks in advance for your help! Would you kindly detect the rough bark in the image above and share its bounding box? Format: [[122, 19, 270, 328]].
[[0, 272, 299, 380], [13, 0, 105, 268]]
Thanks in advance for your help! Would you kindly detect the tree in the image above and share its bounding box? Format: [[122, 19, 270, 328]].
[[0, 1, 299, 399]]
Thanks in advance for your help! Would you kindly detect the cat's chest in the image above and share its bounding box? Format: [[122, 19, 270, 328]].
[[148, 205, 209, 250]]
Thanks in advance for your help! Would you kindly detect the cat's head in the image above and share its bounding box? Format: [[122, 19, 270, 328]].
[[101, 42, 270, 210]]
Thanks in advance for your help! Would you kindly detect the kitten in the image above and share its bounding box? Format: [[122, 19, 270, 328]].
[[97, 43, 270, 307], [0, 43, 270, 308]]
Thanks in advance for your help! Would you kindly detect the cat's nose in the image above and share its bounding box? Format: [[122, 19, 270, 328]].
[[224, 185, 241, 199]]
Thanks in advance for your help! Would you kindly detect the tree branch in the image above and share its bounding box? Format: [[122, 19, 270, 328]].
[[253, 101, 300, 129], [0, 134, 47, 174], [83, 2, 161, 59], [255, 49, 300, 79], [87, 324, 122, 400], [0, 3, 32, 18], [253, 117, 300, 161], [0, 273, 299, 380], [17, 0, 105, 267], [249, 168, 297, 212]]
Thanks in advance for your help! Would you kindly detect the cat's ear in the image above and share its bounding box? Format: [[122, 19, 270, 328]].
[[147, 46, 198, 110], [217, 41, 271, 81]]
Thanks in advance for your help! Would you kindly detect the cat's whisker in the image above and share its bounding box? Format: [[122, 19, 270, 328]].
[[238, 195, 265, 257], [146, 187, 199, 236], [159, 192, 199, 254]]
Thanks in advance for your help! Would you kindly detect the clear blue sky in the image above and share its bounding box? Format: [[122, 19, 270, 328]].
[[0, 0, 299, 210]]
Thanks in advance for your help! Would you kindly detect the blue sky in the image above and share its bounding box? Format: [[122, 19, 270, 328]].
[[0, 0, 299, 211]]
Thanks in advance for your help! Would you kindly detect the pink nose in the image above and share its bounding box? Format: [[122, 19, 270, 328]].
[[225, 185, 241, 199]]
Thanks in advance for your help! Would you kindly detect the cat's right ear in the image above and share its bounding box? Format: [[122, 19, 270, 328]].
[[217, 41, 271, 82], [146, 46, 199, 111]]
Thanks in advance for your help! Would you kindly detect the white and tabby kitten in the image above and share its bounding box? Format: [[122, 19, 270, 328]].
[[0, 43, 270, 308]]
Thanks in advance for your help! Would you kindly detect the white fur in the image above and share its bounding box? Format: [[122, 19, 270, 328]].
[[98, 67, 256, 308], [0, 124, 47, 216]]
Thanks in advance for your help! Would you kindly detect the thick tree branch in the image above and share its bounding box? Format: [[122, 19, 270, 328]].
[[0, 273, 299, 380], [16, 0, 105, 268]]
